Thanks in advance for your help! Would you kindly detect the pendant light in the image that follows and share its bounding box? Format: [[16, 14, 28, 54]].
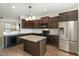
[[25, 3, 36, 21]]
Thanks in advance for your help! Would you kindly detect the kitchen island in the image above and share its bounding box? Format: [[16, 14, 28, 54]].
[[18, 35, 46, 56]]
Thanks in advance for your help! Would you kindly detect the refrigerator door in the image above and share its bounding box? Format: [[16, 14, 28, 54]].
[[59, 22, 68, 40], [68, 21, 78, 42], [59, 39, 69, 51], [69, 41, 78, 54]]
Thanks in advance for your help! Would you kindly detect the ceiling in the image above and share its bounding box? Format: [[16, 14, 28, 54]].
[[0, 3, 78, 19]]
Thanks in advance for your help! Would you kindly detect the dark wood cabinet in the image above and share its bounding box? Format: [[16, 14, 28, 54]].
[[48, 16, 59, 28], [22, 16, 59, 28], [34, 20, 40, 28], [67, 10, 78, 21], [22, 19, 34, 28], [47, 35, 59, 47], [22, 10, 78, 28], [40, 16, 49, 24], [4, 36, 17, 48], [59, 10, 78, 22], [59, 12, 68, 22]]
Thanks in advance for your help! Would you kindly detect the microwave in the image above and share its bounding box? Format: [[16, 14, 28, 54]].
[[40, 23, 48, 28]]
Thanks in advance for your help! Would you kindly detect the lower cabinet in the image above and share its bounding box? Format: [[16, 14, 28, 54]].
[[47, 35, 59, 47], [4, 35, 17, 48], [4, 34, 59, 48]]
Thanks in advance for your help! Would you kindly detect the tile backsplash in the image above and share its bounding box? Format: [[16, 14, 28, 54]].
[[4, 28, 59, 36], [32, 29, 58, 35], [21, 28, 59, 35]]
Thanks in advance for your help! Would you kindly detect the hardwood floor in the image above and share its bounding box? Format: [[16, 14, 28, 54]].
[[0, 44, 77, 56]]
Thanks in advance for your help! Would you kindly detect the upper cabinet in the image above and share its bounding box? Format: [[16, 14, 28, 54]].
[[34, 19, 40, 28], [48, 16, 59, 28], [22, 16, 59, 28], [22, 19, 34, 28], [67, 10, 78, 21], [22, 10, 78, 28], [40, 16, 49, 24], [59, 10, 78, 22], [39, 16, 50, 28]]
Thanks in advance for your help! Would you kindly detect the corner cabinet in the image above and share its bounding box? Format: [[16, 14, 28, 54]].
[[59, 10, 78, 22]]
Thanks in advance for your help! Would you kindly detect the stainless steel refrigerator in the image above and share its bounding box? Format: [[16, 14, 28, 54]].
[[58, 21, 78, 54]]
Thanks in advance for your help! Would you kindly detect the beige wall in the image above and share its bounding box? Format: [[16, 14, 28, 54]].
[[0, 22, 4, 37], [0, 22, 4, 49]]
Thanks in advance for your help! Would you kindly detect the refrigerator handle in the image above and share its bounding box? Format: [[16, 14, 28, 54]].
[[65, 23, 68, 39]]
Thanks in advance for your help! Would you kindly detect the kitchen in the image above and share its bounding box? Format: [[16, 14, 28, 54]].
[[0, 3, 78, 56]]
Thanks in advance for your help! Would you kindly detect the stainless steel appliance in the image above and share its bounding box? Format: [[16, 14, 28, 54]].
[[40, 23, 48, 28], [59, 21, 78, 54]]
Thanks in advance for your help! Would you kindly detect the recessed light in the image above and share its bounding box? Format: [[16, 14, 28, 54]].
[[44, 9, 47, 12], [29, 16, 32, 20], [0, 19, 3, 21], [25, 18, 28, 21], [32, 16, 36, 19], [12, 6, 15, 9]]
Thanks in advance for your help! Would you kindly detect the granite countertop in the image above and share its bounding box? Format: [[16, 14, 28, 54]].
[[3, 31, 31, 36], [18, 35, 46, 42]]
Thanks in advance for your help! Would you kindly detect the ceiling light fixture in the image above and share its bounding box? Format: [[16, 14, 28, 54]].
[[12, 6, 15, 9], [44, 9, 47, 12], [25, 3, 36, 21]]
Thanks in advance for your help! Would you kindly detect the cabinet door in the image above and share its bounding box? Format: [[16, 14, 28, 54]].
[[41, 16, 49, 24], [52, 17, 59, 28], [47, 35, 59, 47], [22, 19, 27, 28], [29, 21, 34, 28], [59, 10, 78, 22], [48, 18, 53, 28], [40, 19, 43, 24], [59, 12, 68, 22], [6, 36, 17, 47], [22, 19, 34, 28], [48, 16, 59, 28], [68, 10, 78, 21], [34, 20, 40, 28]]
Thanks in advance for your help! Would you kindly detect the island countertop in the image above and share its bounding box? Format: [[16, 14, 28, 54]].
[[18, 35, 46, 42]]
